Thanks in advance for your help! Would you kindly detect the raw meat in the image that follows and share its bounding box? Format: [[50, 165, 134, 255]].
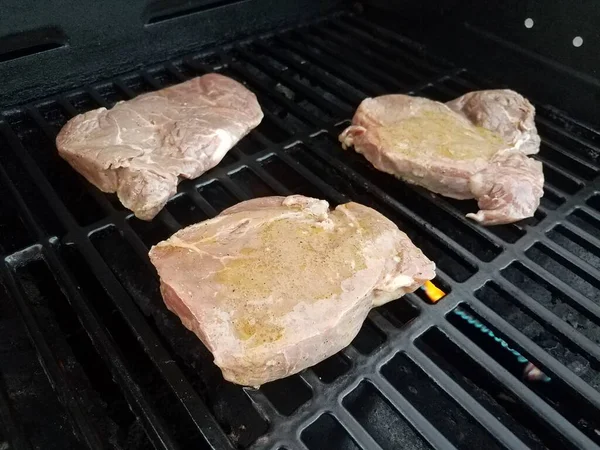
[[446, 89, 540, 155], [149, 195, 435, 386], [56, 74, 263, 220], [339, 90, 544, 225]]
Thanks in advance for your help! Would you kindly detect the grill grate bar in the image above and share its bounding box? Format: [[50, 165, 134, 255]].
[[331, 18, 442, 75], [141, 72, 165, 91], [342, 15, 454, 70], [407, 344, 532, 450], [0, 131, 186, 449], [0, 204, 106, 450], [493, 276, 600, 364], [251, 107, 293, 142], [537, 106, 600, 143], [540, 180, 574, 205], [236, 47, 352, 117], [217, 175, 255, 202], [56, 96, 80, 116], [576, 204, 600, 229], [535, 153, 587, 186], [0, 264, 105, 449], [298, 31, 408, 92], [340, 343, 364, 363], [112, 79, 139, 100], [520, 258, 600, 321], [0, 103, 235, 448], [0, 121, 80, 230], [466, 291, 600, 414], [317, 24, 434, 83], [263, 148, 350, 204], [536, 115, 600, 153], [559, 220, 600, 261], [0, 162, 105, 449], [424, 170, 600, 406], [541, 137, 600, 176], [542, 237, 600, 291], [242, 388, 285, 426], [237, 161, 294, 196], [298, 369, 326, 396], [541, 183, 568, 205], [254, 39, 366, 106], [367, 308, 404, 337], [155, 207, 184, 234], [248, 315, 435, 449], [439, 321, 600, 449], [164, 63, 189, 82], [222, 53, 324, 127], [41, 251, 182, 450], [186, 187, 221, 217], [276, 34, 388, 97], [370, 374, 461, 450], [332, 406, 386, 450], [246, 128, 274, 148], [83, 86, 115, 110], [156, 208, 184, 232]]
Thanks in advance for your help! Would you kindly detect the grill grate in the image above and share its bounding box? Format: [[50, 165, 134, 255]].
[[0, 11, 600, 450]]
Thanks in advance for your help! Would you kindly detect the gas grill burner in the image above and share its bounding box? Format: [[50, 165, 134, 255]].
[[0, 3, 599, 450]]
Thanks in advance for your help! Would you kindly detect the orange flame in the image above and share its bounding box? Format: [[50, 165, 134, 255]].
[[423, 280, 445, 302]]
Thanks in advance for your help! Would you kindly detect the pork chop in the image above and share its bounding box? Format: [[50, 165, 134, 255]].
[[56, 74, 263, 220], [339, 90, 544, 225], [149, 195, 435, 386]]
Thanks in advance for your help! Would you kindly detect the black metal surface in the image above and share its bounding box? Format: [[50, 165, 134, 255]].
[[1, 10, 600, 450], [365, 1, 600, 129], [0, 0, 344, 108]]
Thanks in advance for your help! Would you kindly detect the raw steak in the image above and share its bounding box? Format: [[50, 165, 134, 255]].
[[339, 89, 544, 225], [56, 74, 263, 220], [149, 195, 435, 386]]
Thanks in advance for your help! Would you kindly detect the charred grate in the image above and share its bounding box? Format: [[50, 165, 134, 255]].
[[0, 10, 599, 450]]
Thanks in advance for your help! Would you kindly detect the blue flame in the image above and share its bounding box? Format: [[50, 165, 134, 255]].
[[453, 308, 551, 383]]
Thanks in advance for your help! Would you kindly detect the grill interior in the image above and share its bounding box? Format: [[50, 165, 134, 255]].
[[1, 8, 600, 450]]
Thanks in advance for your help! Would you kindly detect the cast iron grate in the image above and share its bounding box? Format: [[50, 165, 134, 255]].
[[0, 10, 599, 450]]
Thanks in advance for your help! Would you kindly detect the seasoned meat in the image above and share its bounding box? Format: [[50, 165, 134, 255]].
[[339, 90, 544, 225], [149, 195, 435, 386], [447, 89, 540, 155], [467, 150, 544, 224], [56, 74, 263, 220]]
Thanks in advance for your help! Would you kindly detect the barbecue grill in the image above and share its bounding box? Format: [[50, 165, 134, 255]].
[[1, 1, 600, 449]]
